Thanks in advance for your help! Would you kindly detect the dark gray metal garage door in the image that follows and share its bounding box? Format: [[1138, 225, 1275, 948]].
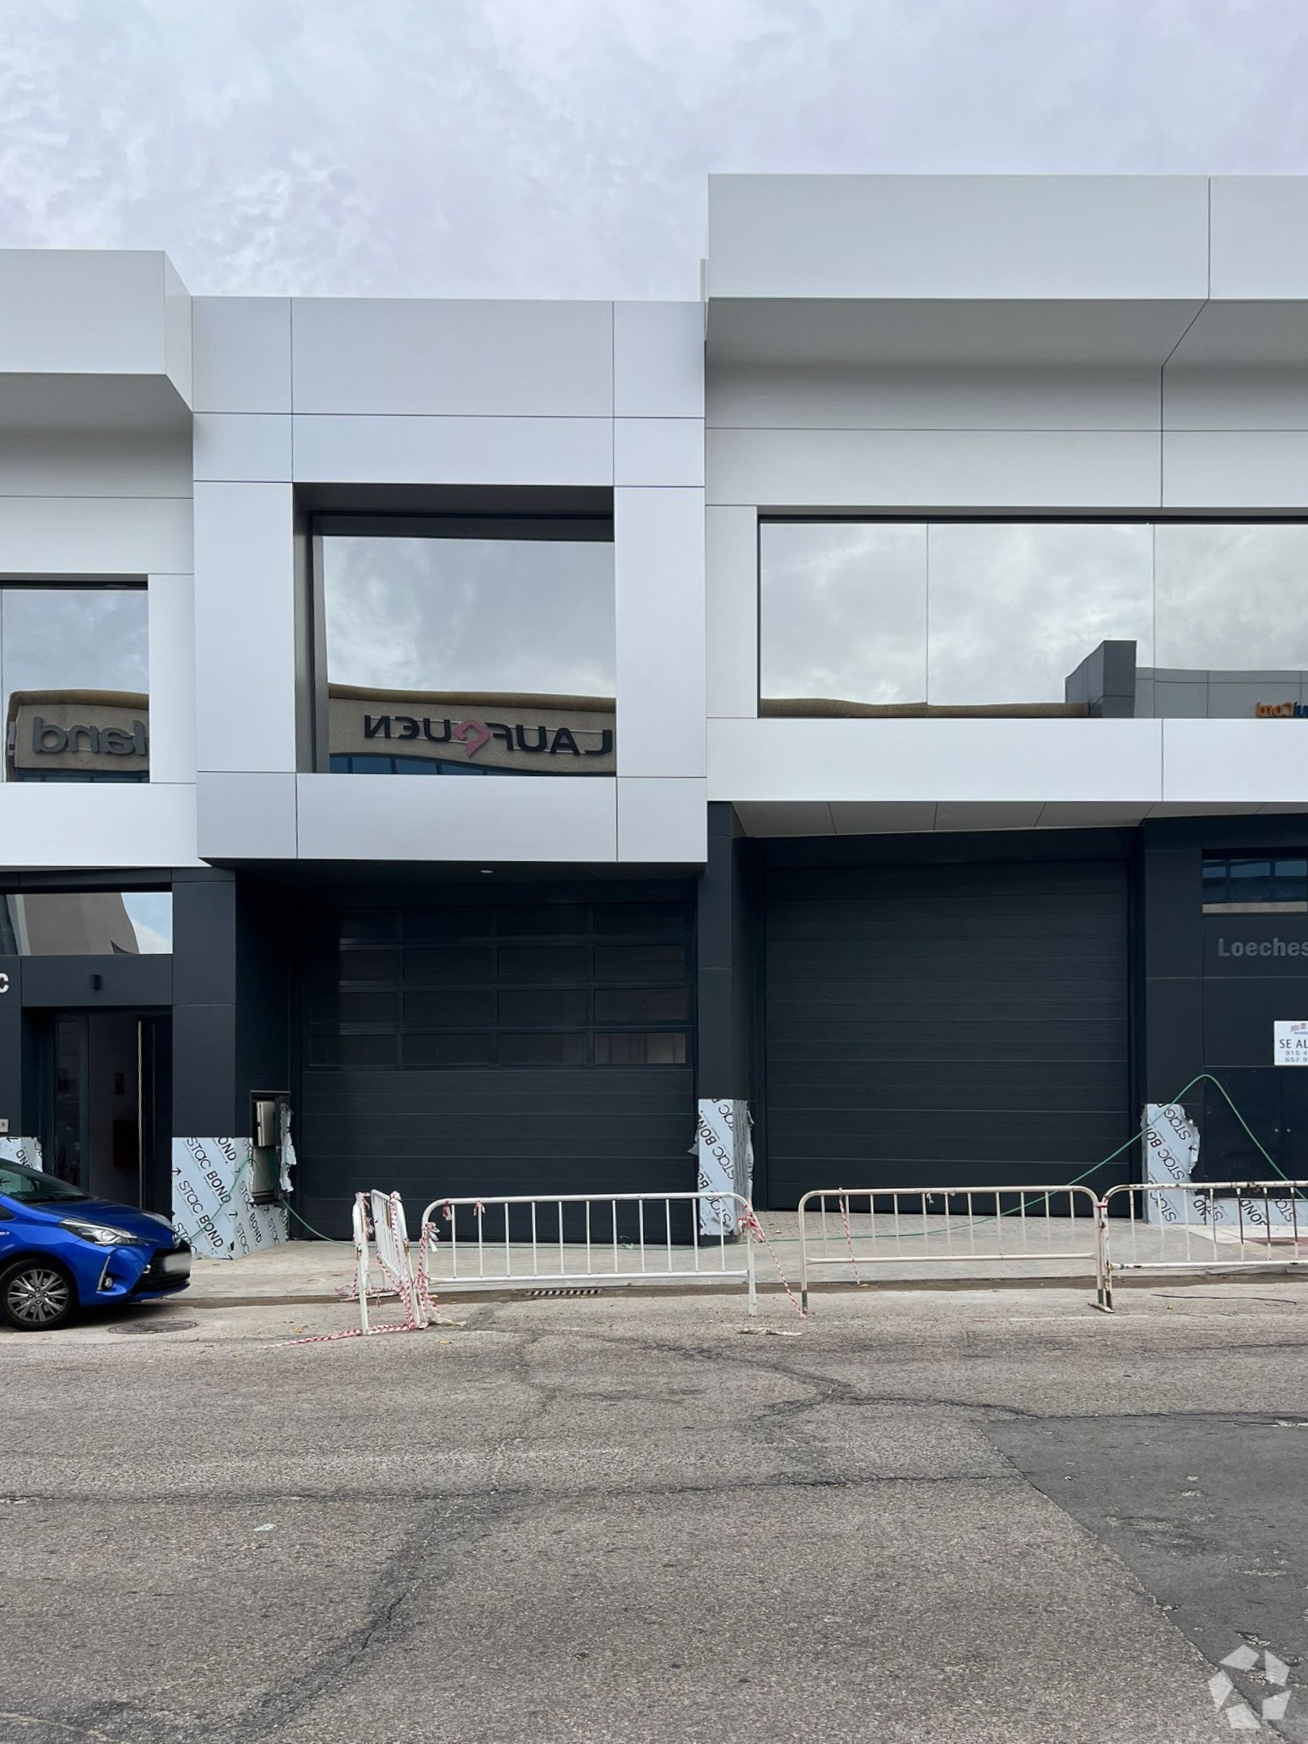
[[763, 857, 1131, 1206], [297, 892, 695, 1236]]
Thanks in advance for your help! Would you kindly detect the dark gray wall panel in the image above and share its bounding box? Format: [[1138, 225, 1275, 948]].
[[172, 871, 239, 1136], [0, 956, 21, 1131], [173, 1003, 238, 1137], [172, 875, 237, 1006], [763, 857, 1131, 1204], [20, 954, 172, 1010], [299, 1065, 694, 1237], [235, 884, 290, 1114], [696, 804, 753, 1100]]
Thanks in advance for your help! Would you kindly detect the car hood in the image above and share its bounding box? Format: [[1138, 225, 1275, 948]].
[[12, 1197, 180, 1245]]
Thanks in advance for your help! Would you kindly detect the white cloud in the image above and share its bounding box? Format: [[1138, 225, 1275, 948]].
[[2, 0, 1306, 298], [322, 535, 615, 696]]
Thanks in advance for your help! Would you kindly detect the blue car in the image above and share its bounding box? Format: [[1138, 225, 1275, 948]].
[[0, 1160, 191, 1332]]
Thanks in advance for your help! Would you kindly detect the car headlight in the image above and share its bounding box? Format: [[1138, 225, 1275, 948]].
[[60, 1219, 144, 1247]]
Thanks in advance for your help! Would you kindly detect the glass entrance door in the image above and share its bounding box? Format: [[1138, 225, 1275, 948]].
[[45, 1011, 172, 1211]]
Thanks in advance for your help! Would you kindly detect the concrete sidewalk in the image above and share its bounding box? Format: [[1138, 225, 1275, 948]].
[[186, 1239, 775, 1307], [189, 1242, 357, 1305], [187, 1210, 1085, 1308], [186, 1207, 1308, 1308]]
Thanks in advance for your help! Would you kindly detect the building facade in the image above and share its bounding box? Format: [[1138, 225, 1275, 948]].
[[3, 175, 1308, 1252]]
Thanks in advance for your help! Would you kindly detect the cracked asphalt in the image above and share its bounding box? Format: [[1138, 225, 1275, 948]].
[[3, 1282, 1308, 1743]]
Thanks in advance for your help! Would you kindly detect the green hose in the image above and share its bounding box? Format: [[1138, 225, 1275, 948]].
[[866, 1071, 1307, 1237], [1060, 1071, 1294, 1192], [202, 1146, 347, 1248]]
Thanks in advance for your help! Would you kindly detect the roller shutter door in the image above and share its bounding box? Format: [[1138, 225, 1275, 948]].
[[763, 857, 1131, 1205], [297, 892, 695, 1236]]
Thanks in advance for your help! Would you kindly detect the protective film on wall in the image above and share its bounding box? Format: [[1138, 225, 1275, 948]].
[[0, 1136, 43, 1171], [1143, 1102, 1300, 1230], [696, 1099, 753, 1237], [171, 1137, 291, 1260], [1142, 1103, 1201, 1224]]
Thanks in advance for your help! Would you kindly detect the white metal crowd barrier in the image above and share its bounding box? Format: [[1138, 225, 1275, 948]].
[[419, 1189, 760, 1314], [796, 1184, 1107, 1312], [352, 1189, 431, 1333], [338, 1174, 1308, 1341], [1099, 1179, 1308, 1309]]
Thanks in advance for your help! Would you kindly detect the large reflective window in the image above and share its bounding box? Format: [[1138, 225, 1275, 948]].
[[1154, 525, 1308, 719], [2, 585, 149, 782], [760, 523, 926, 709], [925, 523, 1153, 709], [0, 891, 171, 955], [760, 521, 1308, 719], [320, 523, 615, 774]]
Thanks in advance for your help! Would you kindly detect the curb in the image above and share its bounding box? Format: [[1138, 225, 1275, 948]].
[[181, 1266, 1308, 1312]]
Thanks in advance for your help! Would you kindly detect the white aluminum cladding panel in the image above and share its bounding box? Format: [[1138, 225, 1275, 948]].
[[0, 250, 185, 379], [761, 854, 1131, 1207], [289, 299, 613, 417], [0, 784, 200, 870], [191, 297, 292, 413], [706, 175, 1211, 302]]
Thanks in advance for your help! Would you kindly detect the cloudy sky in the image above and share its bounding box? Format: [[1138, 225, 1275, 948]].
[[323, 536, 615, 695], [3, 0, 1307, 300]]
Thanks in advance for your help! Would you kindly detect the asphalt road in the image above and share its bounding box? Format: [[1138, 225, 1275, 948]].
[[2, 1282, 1308, 1743]]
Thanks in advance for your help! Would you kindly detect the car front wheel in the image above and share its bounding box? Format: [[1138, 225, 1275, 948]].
[[0, 1258, 77, 1331]]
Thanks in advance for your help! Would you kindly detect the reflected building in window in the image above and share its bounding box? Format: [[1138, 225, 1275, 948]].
[[326, 686, 614, 775], [0, 585, 149, 782], [1065, 643, 1308, 720], [0, 892, 171, 955]]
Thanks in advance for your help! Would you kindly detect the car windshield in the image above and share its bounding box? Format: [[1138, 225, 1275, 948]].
[[0, 1162, 89, 1204]]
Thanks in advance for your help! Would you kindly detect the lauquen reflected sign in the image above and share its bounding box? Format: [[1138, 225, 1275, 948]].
[[328, 686, 615, 773]]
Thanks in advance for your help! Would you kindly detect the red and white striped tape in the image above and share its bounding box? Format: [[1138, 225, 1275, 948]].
[[284, 1191, 436, 1345], [740, 1209, 807, 1320]]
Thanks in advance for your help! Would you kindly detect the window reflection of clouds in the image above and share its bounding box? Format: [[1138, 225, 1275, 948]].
[[926, 523, 1154, 705], [0, 588, 148, 718], [323, 538, 615, 696], [1155, 524, 1308, 671], [760, 522, 926, 704], [760, 520, 1308, 712]]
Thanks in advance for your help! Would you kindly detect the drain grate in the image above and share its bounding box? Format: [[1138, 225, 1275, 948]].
[[109, 1319, 197, 1335], [527, 1287, 602, 1298]]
